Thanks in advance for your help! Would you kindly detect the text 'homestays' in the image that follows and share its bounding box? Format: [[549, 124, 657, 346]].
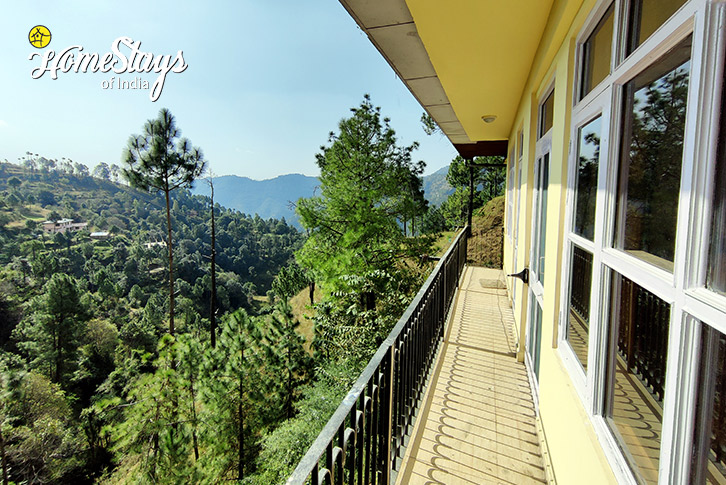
[[28, 37, 188, 102]]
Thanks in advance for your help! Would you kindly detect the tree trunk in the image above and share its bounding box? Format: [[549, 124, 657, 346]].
[[363, 292, 375, 311], [286, 334, 293, 419], [210, 181, 217, 348], [55, 319, 63, 383], [309, 281, 315, 306], [238, 373, 244, 481], [189, 371, 199, 461], [0, 425, 9, 485], [164, 187, 175, 336]]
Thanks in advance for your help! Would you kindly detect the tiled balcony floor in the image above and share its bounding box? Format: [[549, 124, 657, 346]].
[[396, 266, 547, 484]]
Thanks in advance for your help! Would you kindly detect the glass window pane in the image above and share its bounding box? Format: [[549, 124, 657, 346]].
[[566, 246, 593, 371], [605, 272, 671, 485], [574, 116, 602, 240], [707, 83, 726, 296], [691, 323, 726, 484], [615, 37, 692, 272], [626, 0, 688, 56], [528, 301, 543, 378], [507, 151, 515, 236], [539, 90, 555, 138], [518, 130, 524, 159], [535, 155, 549, 284], [581, 5, 614, 100]]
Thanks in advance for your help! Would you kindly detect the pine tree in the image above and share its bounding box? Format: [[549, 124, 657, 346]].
[[12, 273, 89, 384], [122, 108, 206, 336], [105, 336, 198, 483], [266, 300, 312, 420], [296, 95, 429, 301], [198, 310, 271, 481]]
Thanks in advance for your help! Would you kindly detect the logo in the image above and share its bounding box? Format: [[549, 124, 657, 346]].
[[29, 25, 51, 48], [28, 36, 187, 102]]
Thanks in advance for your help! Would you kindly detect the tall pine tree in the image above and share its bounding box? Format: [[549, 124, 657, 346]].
[[122, 108, 206, 336]]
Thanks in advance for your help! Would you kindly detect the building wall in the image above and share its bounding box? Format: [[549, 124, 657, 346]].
[[502, 0, 726, 483], [405, 0, 725, 482], [502, 0, 619, 483]]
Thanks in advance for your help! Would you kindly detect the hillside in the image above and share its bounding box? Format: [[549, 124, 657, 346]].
[[0, 161, 302, 293], [422, 164, 454, 207], [467, 195, 505, 268], [0, 160, 312, 483]]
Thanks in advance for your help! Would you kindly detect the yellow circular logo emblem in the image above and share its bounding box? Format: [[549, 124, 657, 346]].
[[29, 25, 52, 48]]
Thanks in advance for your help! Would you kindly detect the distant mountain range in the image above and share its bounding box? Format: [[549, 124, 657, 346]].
[[422, 165, 454, 207], [192, 174, 319, 228], [193, 166, 453, 227]]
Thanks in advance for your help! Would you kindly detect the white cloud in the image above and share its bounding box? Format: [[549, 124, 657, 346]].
[[0, 120, 8, 128]]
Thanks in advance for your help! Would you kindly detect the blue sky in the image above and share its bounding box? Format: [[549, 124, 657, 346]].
[[0, 1, 457, 180]]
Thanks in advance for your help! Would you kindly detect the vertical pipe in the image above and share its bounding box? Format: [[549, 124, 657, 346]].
[[468, 163, 474, 237]]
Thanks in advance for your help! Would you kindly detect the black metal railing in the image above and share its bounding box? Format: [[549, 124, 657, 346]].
[[287, 227, 469, 485], [616, 277, 671, 403], [569, 246, 592, 322], [711, 332, 726, 469]]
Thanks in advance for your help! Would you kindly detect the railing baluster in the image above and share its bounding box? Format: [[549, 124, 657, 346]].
[[356, 405, 364, 485], [371, 375, 380, 485], [364, 392, 373, 485]]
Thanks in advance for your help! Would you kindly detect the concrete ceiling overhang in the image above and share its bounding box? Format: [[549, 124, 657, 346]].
[[338, 0, 555, 157]]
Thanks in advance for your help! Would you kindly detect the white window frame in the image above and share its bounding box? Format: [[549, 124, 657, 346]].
[[558, 88, 613, 406], [506, 145, 516, 242], [557, 0, 726, 483], [525, 84, 555, 403], [512, 129, 524, 307]]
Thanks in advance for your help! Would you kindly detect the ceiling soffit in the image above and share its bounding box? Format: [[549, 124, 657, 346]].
[[339, 0, 471, 146]]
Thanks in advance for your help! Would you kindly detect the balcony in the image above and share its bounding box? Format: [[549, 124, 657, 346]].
[[287, 229, 548, 484], [395, 265, 546, 484]]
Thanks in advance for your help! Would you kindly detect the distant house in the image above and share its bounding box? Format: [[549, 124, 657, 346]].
[[90, 231, 110, 240], [42, 218, 88, 234], [144, 240, 166, 249]]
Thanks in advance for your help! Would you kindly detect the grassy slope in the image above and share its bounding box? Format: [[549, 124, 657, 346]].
[[467, 195, 504, 268], [289, 286, 323, 353], [433, 231, 456, 257]]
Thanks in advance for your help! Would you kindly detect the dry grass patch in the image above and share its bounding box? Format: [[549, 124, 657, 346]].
[[289, 285, 323, 353], [467, 195, 504, 268], [433, 231, 456, 257]]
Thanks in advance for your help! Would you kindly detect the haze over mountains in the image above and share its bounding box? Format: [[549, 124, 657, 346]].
[[193, 165, 453, 228]]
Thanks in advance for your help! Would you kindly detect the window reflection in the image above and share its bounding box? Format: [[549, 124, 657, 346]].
[[691, 324, 726, 484], [540, 91, 554, 138], [707, 77, 726, 296], [535, 155, 549, 285], [605, 272, 671, 485], [574, 116, 601, 240], [566, 246, 593, 371], [616, 37, 691, 271]]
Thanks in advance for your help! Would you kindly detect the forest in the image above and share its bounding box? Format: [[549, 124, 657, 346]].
[[0, 98, 503, 484]]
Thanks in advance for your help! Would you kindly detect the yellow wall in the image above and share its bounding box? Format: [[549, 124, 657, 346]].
[[504, 1, 619, 483]]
